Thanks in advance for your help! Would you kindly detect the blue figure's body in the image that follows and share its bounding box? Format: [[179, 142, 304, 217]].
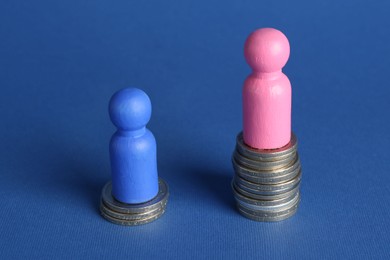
[[109, 88, 159, 204]]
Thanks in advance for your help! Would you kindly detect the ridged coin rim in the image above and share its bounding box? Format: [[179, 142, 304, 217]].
[[232, 183, 298, 207], [101, 178, 169, 214], [234, 171, 301, 191], [236, 132, 298, 160], [232, 154, 300, 178], [232, 181, 300, 200], [236, 192, 300, 212], [237, 203, 298, 222], [237, 194, 300, 216], [101, 208, 165, 226], [233, 150, 296, 171], [100, 201, 166, 221], [233, 159, 301, 184]]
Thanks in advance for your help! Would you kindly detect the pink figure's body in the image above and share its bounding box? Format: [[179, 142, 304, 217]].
[[243, 28, 291, 150]]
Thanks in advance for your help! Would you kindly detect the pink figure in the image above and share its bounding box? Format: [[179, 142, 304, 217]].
[[243, 28, 291, 150]]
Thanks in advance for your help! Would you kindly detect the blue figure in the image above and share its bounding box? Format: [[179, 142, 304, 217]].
[[109, 88, 159, 204]]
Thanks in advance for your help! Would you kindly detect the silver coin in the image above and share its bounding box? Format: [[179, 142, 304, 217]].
[[100, 200, 166, 221], [234, 171, 301, 191], [237, 202, 299, 222], [237, 193, 300, 216], [232, 184, 298, 207], [236, 144, 295, 163], [233, 181, 300, 200], [236, 192, 299, 212], [101, 208, 165, 226], [233, 158, 301, 184], [101, 178, 169, 214], [233, 171, 301, 194], [234, 180, 298, 196], [236, 164, 300, 184], [233, 150, 296, 171], [232, 154, 300, 178], [236, 132, 298, 161]]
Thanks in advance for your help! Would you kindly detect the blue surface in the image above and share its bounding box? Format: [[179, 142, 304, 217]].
[[1, 0, 390, 259], [109, 88, 158, 204]]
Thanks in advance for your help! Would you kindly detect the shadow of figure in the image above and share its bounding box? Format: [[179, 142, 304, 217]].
[[25, 133, 110, 214], [57, 158, 109, 213], [4, 130, 109, 215]]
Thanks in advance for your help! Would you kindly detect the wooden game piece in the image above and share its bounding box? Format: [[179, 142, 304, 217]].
[[243, 28, 292, 150], [108, 88, 159, 204]]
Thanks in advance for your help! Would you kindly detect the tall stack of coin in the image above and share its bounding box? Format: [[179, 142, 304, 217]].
[[100, 179, 169, 226], [232, 132, 301, 222]]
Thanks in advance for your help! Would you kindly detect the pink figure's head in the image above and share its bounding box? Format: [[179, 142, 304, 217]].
[[244, 28, 290, 73]]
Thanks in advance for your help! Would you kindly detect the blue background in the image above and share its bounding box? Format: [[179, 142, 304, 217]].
[[1, 0, 389, 259]]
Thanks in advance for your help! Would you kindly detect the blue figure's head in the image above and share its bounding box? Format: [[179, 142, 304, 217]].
[[109, 88, 152, 131]]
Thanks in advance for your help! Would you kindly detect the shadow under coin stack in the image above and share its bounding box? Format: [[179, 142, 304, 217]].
[[232, 133, 301, 222]]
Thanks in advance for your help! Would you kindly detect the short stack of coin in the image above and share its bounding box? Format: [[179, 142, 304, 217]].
[[100, 179, 169, 226], [232, 132, 301, 222]]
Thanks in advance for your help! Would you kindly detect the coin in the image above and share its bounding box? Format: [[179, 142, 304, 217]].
[[237, 193, 300, 215], [100, 208, 165, 226], [101, 178, 169, 214], [237, 202, 299, 222], [233, 157, 301, 184], [232, 184, 298, 207], [236, 132, 298, 161], [233, 150, 296, 171], [100, 201, 165, 221], [232, 154, 300, 178], [233, 181, 300, 200], [236, 192, 299, 212], [231, 132, 302, 222], [233, 171, 301, 195]]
